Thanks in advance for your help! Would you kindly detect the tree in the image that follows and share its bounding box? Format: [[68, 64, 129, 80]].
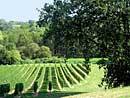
[[37, 45, 52, 58], [38, 0, 130, 88], [5, 50, 21, 65], [38, 0, 96, 59], [94, 0, 130, 88], [0, 31, 3, 41], [24, 43, 40, 59], [0, 19, 12, 31], [16, 32, 33, 47], [0, 45, 7, 65], [17, 46, 26, 59]]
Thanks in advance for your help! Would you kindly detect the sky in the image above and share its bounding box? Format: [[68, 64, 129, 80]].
[[0, 0, 53, 22]]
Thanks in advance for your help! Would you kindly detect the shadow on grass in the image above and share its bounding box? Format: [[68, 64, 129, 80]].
[[6, 91, 85, 98]]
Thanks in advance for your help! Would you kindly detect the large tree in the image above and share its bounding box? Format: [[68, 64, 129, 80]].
[[38, 0, 98, 58], [38, 0, 130, 88], [95, 0, 130, 88]]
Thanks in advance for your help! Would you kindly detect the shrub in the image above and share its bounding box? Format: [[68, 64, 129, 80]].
[[6, 43, 16, 50], [21, 57, 65, 64], [19, 83, 24, 94], [24, 43, 40, 59], [36, 45, 52, 58], [20, 59, 35, 64], [35, 58, 41, 63], [39, 57, 65, 63], [48, 81, 52, 91], [14, 83, 24, 96], [5, 50, 21, 65], [33, 81, 38, 93], [0, 84, 10, 97]]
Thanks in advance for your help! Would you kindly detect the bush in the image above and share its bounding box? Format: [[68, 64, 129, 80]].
[[33, 81, 38, 93], [39, 57, 65, 63], [6, 43, 16, 50], [35, 58, 41, 63], [20, 59, 35, 64], [14, 83, 24, 96], [20, 57, 65, 64], [0, 84, 10, 97], [36, 45, 52, 58], [0, 47, 21, 65], [48, 81, 52, 91], [5, 50, 21, 65], [24, 43, 40, 59]]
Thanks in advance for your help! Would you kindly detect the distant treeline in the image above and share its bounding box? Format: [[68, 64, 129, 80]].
[[0, 19, 101, 65], [0, 19, 52, 65]]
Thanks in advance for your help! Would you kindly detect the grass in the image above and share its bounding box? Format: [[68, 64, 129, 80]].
[[62, 86, 130, 98]]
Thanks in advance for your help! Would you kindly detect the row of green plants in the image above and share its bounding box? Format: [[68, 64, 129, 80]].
[[0, 64, 41, 94], [0, 63, 90, 97], [26, 63, 91, 93]]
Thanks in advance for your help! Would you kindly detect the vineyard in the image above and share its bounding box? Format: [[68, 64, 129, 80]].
[[0, 63, 91, 97], [1, 61, 129, 98]]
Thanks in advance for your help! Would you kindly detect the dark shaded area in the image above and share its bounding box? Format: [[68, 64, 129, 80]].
[[6, 91, 85, 98], [0, 83, 10, 97], [14, 83, 24, 96]]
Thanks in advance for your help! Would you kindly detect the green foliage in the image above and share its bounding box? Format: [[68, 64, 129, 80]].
[[0, 45, 7, 64], [94, 0, 130, 88], [24, 43, 40, 59], [38, 0, 98, 59], [0, 19, 47, 65], [35, 57, 65, 63], [20, 59, 35, 64], [67, 58, 85, 64], [17, 46, 26, 59], [41, 57, 65, 63], [0, 84, 10, 97], [6, 42, 16, 50], [31, 31, 43, 44], [0, 19, 12, 31], [5, 50, 21, 65], [38, 0, 130, 88], [37, 45, 52, 58], [14, 83, 24, 95], [0, 31, 3, 41], [16, 33, 33, 47]]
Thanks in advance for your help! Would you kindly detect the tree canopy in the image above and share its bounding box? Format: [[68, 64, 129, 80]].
[[0, 20, 52, 65]]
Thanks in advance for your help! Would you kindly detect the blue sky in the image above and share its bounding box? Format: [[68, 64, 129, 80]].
[[0, 0, 52, 22]]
